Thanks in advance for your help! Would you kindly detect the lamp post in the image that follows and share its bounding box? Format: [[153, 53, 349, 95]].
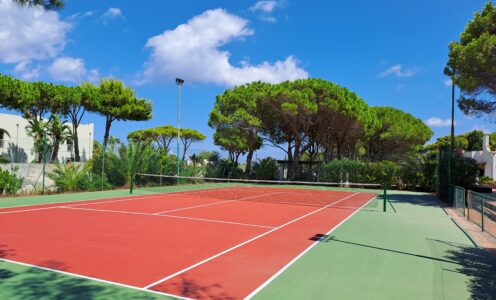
[[89, 132, 92, 162], [448, 78, 455, 202], [15, 123, 19, 163], [175, 78, 184, 180]]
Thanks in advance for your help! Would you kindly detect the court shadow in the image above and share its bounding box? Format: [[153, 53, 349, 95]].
[[0, 244, 15, 258], [388, 193, 442, 208], [437, 239, 496, 300], [0, 260, 157, 300], [164, 275, 236, 300], [317, 235, 496, 299], [314, 235, 457, 264]]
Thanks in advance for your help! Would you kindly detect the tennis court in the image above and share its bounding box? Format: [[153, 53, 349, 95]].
[[0, 185, 377, 299]]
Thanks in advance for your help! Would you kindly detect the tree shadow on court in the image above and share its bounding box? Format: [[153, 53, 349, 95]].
[[0, 259, 161, 300], [316, 235, 496, 299], [164, 275, 236, 300], [387, 193, 442, 208], [0, 244, 16, 258], [436, 239, 496, 300]]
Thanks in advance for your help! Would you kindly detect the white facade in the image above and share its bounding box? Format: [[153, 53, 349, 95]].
[[0, 113, 94, 163], [463, 135, 496, 179]]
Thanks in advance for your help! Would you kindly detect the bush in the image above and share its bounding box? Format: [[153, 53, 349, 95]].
[[0, 155, 10, 163], [315, 159, 401, 184], [48, 164, 90, 192], [0, 167, 23, 194], [251, 157, 278, 180], [205, 159, 244, 179]]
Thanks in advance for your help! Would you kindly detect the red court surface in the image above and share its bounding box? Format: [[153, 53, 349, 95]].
[[0, 186, 375, 299]]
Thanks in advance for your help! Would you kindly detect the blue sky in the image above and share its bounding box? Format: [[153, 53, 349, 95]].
[[0, 0, 493, 159]]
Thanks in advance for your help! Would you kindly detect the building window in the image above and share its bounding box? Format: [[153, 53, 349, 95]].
[[0, 130, 4, 148]]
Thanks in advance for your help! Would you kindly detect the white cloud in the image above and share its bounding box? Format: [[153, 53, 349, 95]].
[[249, 0, 287, 22], [259, 15, 277, 23], [102, 7, 124, 22], [0, 0, 71, 64], [48, 57, 99, 83], [67, 10, 96, 21], [379, 64, 416, 78], [250, 1, 278, 12], [444, 79, 452, 87], [141, 8, 308, 86], [13, 61, 41, 80], [425, 117, 454, 127]]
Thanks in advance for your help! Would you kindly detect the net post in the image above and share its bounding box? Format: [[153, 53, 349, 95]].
[[383, 182, 387, 212], [130, 173, 133, 194]]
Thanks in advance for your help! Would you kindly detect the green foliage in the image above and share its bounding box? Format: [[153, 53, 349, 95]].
[[48, 164, 90, 192], [197, 151, 220, 162], [179, 128, 206, 161], [438, 149, 480, 201], [0, 167, 23, 194], [84, 78, 152, 149], [315, 159, 401, 185], [251, 157, 278, 180], [48, 164, 111, 192], [205, 158, 244, 179], [363, 106, 433, 161], [397, 152, 437, 191], [209, 82, 267, 173], [12, 0, 64, 10], [25, 118, 49, 163], [47, 114, 72, 162], [446, 2, 496, 118], [0, 156, 10, 163]]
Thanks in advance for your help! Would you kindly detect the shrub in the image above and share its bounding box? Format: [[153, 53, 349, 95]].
[[48, 164, 90, 192], [251, 157, 278, 180], [0, 167, 23, 194]]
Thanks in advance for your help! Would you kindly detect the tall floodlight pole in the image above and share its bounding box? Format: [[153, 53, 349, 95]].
[[448, 78, 455, 202], [15, 123, 19, 163], [176, 78, 184, 180]]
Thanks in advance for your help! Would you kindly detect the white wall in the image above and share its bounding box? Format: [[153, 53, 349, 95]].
[[463, 135, 496, 178], [0, 113, 94, 163]]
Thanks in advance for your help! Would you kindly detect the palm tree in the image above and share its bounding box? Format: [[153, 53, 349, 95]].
[[107, 136, 121, 153], [47, 114, 72, 162], [25, 118, 49, 163], [12, 0, 64, 10]]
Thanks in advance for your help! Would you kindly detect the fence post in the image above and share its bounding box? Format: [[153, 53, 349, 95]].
[[481, 196, 485, 232], [383, 182, 387, 212]]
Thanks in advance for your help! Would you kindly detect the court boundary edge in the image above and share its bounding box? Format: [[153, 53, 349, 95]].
[[0, 257, 189, 300], [244, 194, 378, 299]]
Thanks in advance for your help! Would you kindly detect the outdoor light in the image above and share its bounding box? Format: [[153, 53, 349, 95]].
[[176, 78, 184, 180]]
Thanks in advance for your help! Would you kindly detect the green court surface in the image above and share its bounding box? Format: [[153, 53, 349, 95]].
[[253, 191, 496, 300], [1, 187, 494, 299]]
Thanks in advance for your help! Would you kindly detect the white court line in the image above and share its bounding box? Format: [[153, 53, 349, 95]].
[[153, 192, 286, 215], [244, 195, 378, 299], [0, 195, 166, 215], [61, 206, 275, 229], [0, 185, 249, 212], [143, 192, 361, 290], [0, 257, 190, 300]]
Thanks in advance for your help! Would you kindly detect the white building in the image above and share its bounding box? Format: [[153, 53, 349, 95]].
[[0, 113, 94, 163], [463, 135, 496, 179]]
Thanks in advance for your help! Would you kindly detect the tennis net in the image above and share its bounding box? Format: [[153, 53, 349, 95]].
[[132, 173, 383, 208]]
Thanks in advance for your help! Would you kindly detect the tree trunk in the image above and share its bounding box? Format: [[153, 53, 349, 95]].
[[245, 150, 254, 174], [51, 141, 59, 162], [72, 123, 80, 162], [102, 117, 112, 152]]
